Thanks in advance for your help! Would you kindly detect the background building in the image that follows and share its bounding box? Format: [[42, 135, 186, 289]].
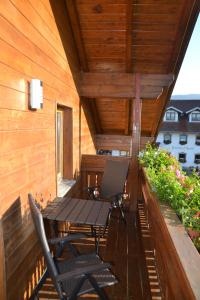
[[156, 100, 200, 169]]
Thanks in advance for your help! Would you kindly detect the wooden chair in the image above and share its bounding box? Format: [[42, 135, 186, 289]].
[[28, 194, 117, 300], [88, 159, 129, 223]]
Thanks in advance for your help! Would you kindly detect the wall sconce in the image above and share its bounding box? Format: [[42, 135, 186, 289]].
[[29, 79, 43, 109]]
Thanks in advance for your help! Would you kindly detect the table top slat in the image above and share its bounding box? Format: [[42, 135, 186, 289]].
[[56, 198, 80, 221], [86, 201, 102, 225], [63, 199, 86, 223], [75, 200, 94, 224], [96, 202, 111, 226], [44, 197, 70, 220]]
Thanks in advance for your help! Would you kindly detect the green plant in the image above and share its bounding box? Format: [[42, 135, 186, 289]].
[[139, 143, 200, 250]]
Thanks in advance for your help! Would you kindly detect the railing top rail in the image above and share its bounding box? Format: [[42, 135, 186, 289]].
[[81, 154, 131, 172]]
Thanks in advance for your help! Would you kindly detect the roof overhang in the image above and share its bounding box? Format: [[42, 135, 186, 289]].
[[186, 107, 200, 114], [166, 106, 183, 113]]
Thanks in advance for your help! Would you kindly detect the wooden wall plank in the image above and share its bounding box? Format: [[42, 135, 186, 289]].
[[0, 221, 6, 300]]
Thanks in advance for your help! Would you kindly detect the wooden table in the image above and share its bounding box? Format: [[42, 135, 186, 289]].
[[42, 197, 111, 253]]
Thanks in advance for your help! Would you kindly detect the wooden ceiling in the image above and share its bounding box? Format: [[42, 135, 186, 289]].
[[63, 0, 199, 137]]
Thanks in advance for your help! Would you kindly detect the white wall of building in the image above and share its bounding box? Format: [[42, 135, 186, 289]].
[[156, 132, 200, 167]]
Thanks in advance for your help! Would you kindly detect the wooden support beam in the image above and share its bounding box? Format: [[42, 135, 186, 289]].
[[89, 99, 102, 134], [129, 73, 142, 212], [126, 0, 133, 72], [65, 0, 88, 71], [80, 73, 174, 99]]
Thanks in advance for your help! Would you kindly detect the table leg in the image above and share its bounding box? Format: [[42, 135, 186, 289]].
[[96, 226, 104, 255]]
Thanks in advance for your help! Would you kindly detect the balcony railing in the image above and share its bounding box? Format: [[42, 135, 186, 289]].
[[141, 168, 200, 300]]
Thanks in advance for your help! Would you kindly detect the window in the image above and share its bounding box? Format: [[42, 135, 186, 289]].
[[56, 106, 73, 196], [164, 110, 178, 122], [97, 149, 112, 155], [163, 133, 171, 144], [196, 135, 200, 146], [194, 154, 200, 164], [190, 111, 200, 122], [178, 153, 186, 163], [166, 111, 175, 121], [97, 149, 129, 157], [179, 134, 187, 145]]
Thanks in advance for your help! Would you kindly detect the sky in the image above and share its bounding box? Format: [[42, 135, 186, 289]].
[[172, 14, 200, 96]]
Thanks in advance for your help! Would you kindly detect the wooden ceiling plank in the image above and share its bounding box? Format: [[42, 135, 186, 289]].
[[65, 0, 89, 71], [76, 3, 127, 14], [167, 0, 198, 73], [125, 99, 131, 135], [126, 0, 133, 72]]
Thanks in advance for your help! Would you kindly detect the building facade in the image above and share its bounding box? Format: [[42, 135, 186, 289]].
[[156, 100, 200, 169]]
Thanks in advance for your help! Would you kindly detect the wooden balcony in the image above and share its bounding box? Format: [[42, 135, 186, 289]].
[[29, 155, 200, 300], [1, 1, 200, 300]]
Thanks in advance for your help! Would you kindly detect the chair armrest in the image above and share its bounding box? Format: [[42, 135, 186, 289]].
[[48, 233, 86, 245], [56, 262, 111, 282]]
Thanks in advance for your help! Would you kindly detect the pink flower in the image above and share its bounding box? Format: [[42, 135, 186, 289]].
[[176, 169, 181, 178], [193, 212, 200, 219]]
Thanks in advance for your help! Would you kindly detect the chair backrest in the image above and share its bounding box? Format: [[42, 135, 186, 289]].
[[100, 159, 130, 198], [28, 194, 63, 297]]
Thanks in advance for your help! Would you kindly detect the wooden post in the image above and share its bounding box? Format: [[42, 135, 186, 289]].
[[129, 73, 142, 211], [0, 220, 6, 300]]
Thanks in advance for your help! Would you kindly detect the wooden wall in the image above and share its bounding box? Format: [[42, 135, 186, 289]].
[[0, 0, 95, 299]]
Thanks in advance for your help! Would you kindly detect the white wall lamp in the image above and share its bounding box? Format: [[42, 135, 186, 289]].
[[29, 79, 43, 110]]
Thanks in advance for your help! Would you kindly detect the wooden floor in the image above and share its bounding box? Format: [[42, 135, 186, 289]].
[[38, 208, 161, 300]]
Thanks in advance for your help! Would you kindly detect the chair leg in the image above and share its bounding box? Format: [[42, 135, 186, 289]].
[[87, 274, 108, 300], [68, 277, 85, 300]]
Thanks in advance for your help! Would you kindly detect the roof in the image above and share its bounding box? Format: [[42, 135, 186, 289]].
[[160, 100, 200, 133], [166, 100, 200, 113], [160, 120, 200, 133], [53, 1, 200, 137]]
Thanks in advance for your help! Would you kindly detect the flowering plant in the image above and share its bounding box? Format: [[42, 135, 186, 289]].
[[139, 143, 200, 250]]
